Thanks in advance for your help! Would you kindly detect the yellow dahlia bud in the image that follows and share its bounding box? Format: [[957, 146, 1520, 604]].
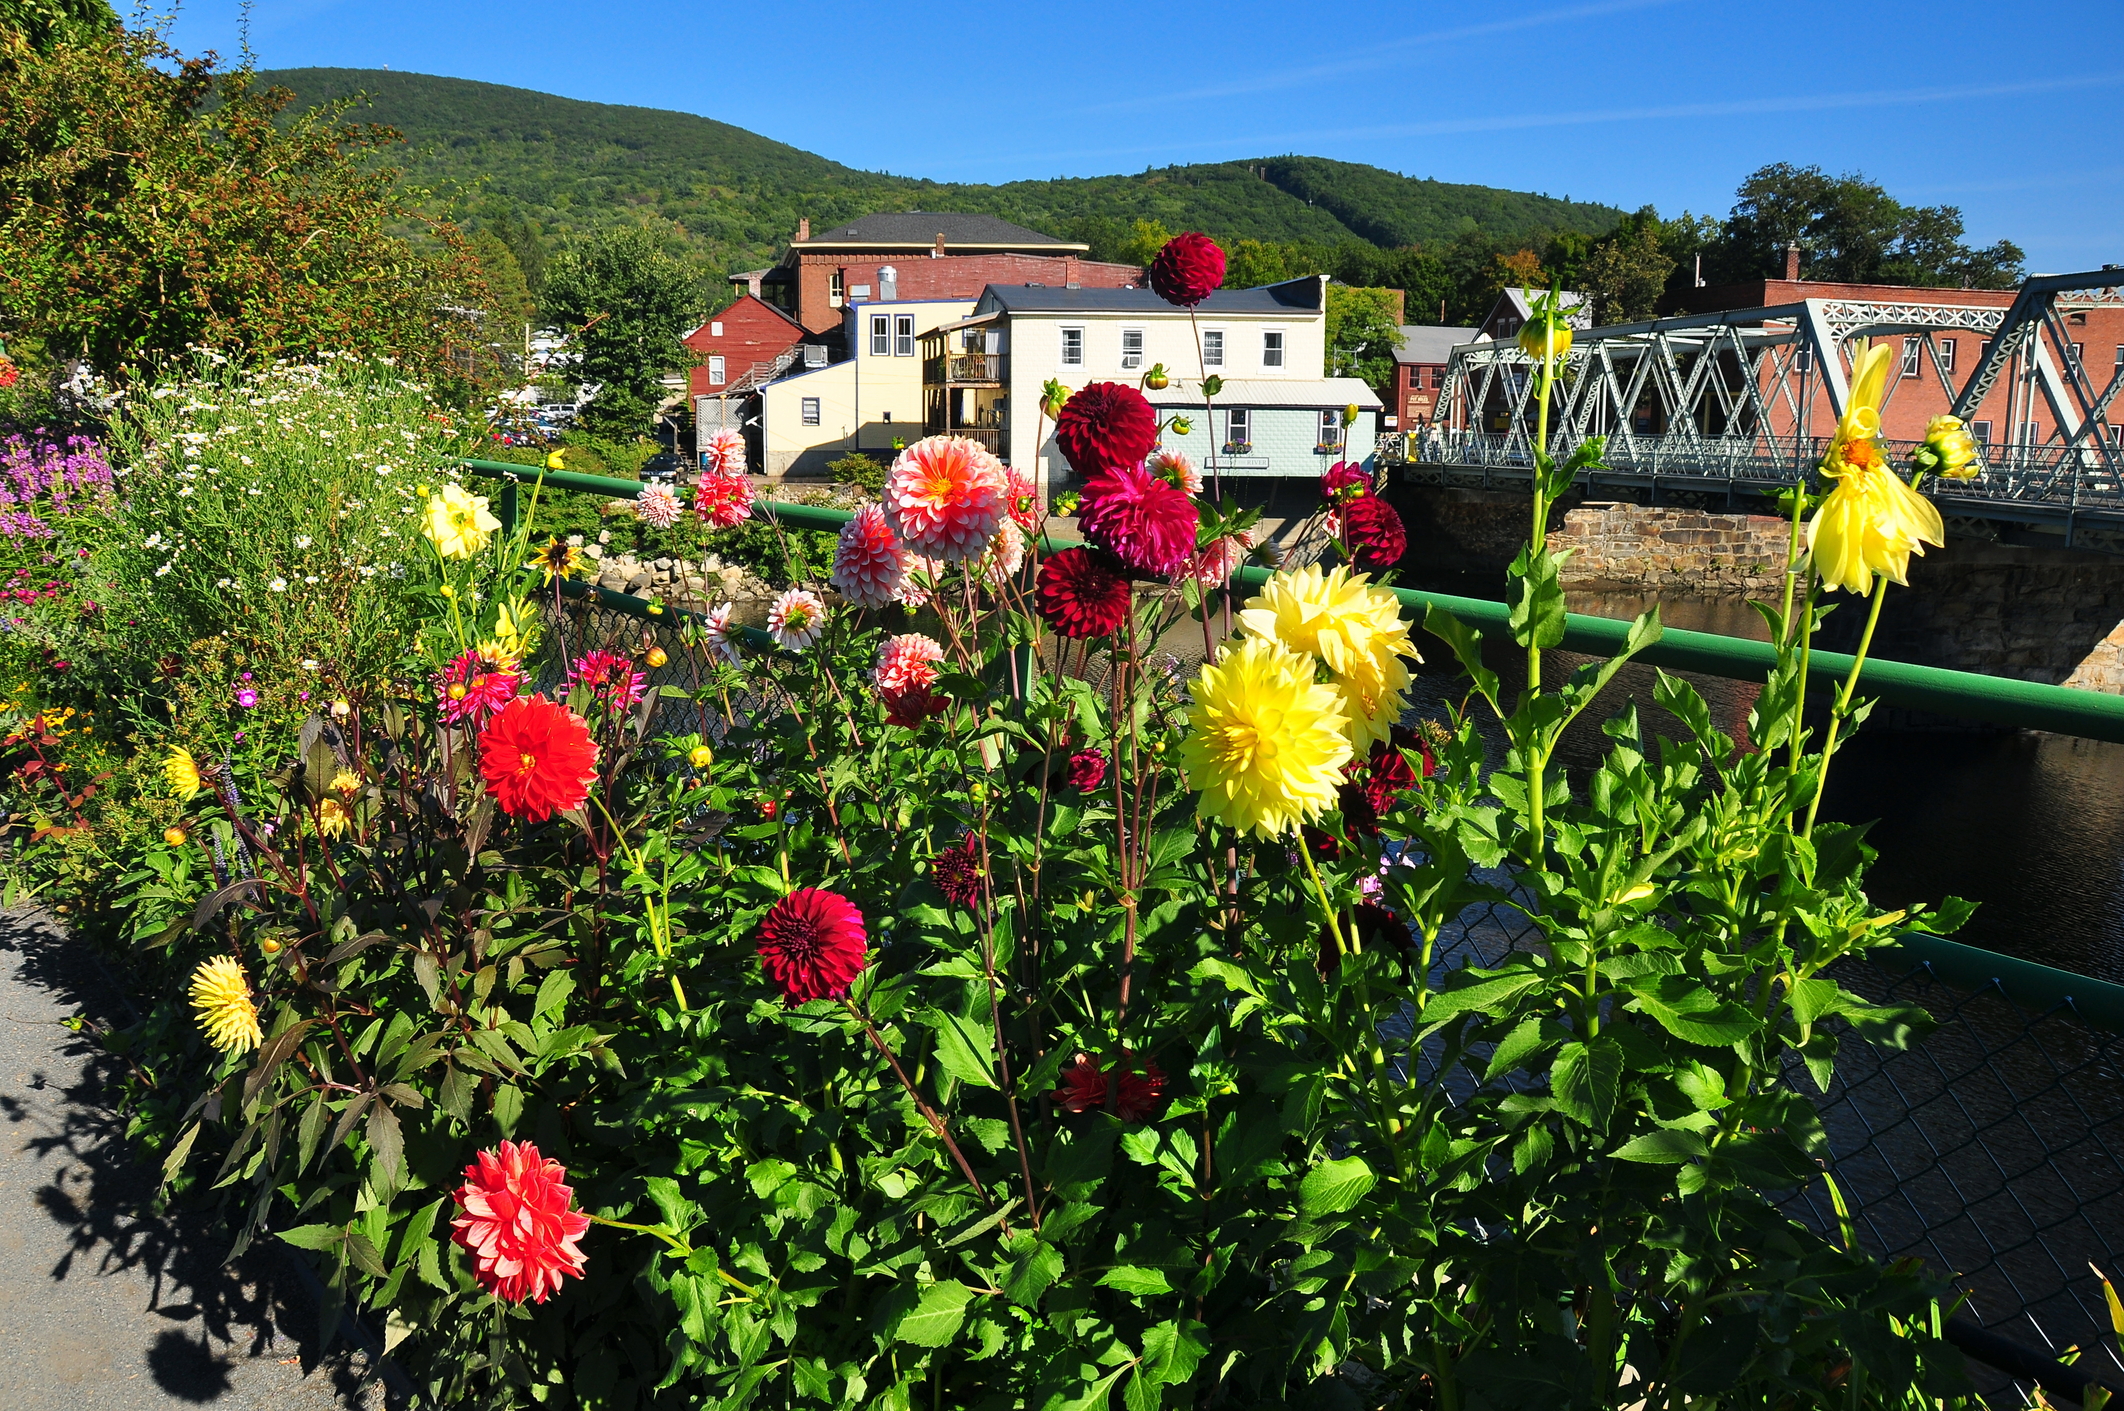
[[1518, 318, 1572, 362], [1922, 414, 1981, 480], [163, 826, 188, 847], [646, 646, 669, 668], [1041, 378, 1071, 419], [260, 937, 283, 955], [689, 745, 714, 771], [1342, 403, 1360, 428]]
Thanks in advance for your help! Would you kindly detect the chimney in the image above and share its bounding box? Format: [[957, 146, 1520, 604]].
[[1784, 242, 1801, 282], [933, 231, 946, 258], [798, 217, 811, 242], [1064, 254, 1080, 285], [746, 271, 763, 298]]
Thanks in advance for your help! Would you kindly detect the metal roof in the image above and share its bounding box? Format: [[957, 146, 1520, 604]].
[[975, 276, 1325, 317], [1394, 325, 1471, 364], [1144, 377, 1382, 410], [798, 212, 1081, 248]]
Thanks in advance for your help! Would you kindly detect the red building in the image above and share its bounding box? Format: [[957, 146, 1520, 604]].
[[755, 212, 1143, 336], [682, 295, 805, 399], [1389, 325, 1466, 430]]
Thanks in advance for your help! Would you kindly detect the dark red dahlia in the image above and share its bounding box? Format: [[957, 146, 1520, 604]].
[[1320, 461, 1373, 504], [1148, 233, 1227, 307], [1054, 383, 1158, 478], [931, 835, 985, 906], [1341, 494, 1407, 570], [1066, 749, 1108, 792], [1052, 1054, 1166, 1122], [882, 685, 949, 730], [756, 888, 868, 1003], [1036, 547, 1132, 639], [1055, 1054, 1107, 1113], [1115, 1063, 1167, 1122], [1079, 463, 1198, 578]]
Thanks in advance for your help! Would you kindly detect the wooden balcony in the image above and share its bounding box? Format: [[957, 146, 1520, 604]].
[[925, 423, 1004, 457], [923, 353, 1005, 387]]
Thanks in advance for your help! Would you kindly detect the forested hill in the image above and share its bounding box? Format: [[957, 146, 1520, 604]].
[[256, 68, 1625, 275]]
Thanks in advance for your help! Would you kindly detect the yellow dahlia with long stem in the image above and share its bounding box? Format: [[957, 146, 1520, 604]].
[[423, 483, 501, 561], [1179, 637, 1353, 839], [163, 746, 202, 800], [1806, 340, 1944, 595], [1326, 646, 1414, 752], [189, 956, 263, 1054]]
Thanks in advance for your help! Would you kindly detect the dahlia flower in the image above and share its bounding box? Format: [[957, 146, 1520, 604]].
[[1067, 749, 1108, 792], [1320, 461, 1372, 504], [702, 602, 741, 663], [634, 482, 683, 529], [984, 517, 1026, 590], [1325, 644, 1415, 752], [569, 650, 647, 712], [422, 483, 500, 561], [1921, 414, 1981, 480], [1055, 383, 1158, 478], [894, 553, 945, 609], [700, 427, 747, 477], [1238, 563, 1410, 681], [1183, 529, 1256, 587], [883, 436, 1009, 564], [527, 535, 587, 584], [317, 797, 351, 839], [1341, 494, 1407, 570], [189, 956, 263, 1055], [875, 632, 945, 695], [1149, 232, 1227, 308], [767, 588, 827, 651], [883, 686, 948, 729], [1149, 448, 1202, 495], [164, 746, 202, 800], [1005, 467, 1041, 530], [1808, 340, 1943, 594], [477, 696, 599, 822], [694, 468, 753, 530], [1054, 1054, 1167, 1121], [832, 503, 907, 607], [1035, 547, 1132, 639], [931, 835, 985, 906], [1179, 637, 1353, 838], [450, 1141, 591, 1304], [1079, 462, 1198, 578], [756, 888, 868, 1003], [435, 649, 522, 728]]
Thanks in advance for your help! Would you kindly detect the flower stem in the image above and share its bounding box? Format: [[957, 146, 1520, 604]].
[[1299, 839, 1349, 956], [1525, 346, 1558, 860], [1802, 574, 1889, 838]]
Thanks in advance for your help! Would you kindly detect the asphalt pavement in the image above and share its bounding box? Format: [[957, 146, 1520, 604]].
[[0, 908, 396, 1410]]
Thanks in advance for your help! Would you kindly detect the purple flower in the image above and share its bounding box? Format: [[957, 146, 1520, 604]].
[[235, 688, 259, 709]]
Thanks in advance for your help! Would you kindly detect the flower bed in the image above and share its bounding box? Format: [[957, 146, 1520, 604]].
[[0, 249, 1997, 1409]]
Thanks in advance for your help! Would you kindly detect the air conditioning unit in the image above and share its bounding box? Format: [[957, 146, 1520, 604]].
[[804, 344, 828, 367]]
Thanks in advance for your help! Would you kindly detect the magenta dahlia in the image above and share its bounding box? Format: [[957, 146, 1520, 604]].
[[1079, 462, 1198, 578], [435, 649, 521, 727], [1066, 749, 1108, 792], [1055, 384, 1158, 478], [1035, 547, 1132, 639], [1149, 232, 1227, 307], [694, 469, 753, 530], [756, 888, 868, 1003], [1321, 461, 1373, 504], [1341, 494, 1407, 570], [569, 650, 646, 712]]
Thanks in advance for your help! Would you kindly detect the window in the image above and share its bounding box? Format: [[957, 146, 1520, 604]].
[[2115, 345, 2124, 370], [895, 315, 915, 357], [1971, 420, 1992, 446], [803, 344, 827, 367], [801, 397, 821, 427], [1225, 407, 1250, 450], [829, 272, 844, 308], [1938, 338, 1956, 372], [1795, 347, 1813, 372], [710, 321, 724, 338], [708, 355, 726, 386], [2071, 342, 2086, 368], [1901, 337, 1921, 377], [1061, 327, 1084, 366], [1120, 329, 1144, 370], [1263, 331, 1285, 369], [850, 284, 872, 300], [1318, 409, 1345, 448], [2021, 421, 2043, 446], [1201, 330, 1225, 368], [870, 315, 891, 357]]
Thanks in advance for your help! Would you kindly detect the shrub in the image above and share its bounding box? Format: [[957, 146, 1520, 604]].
[[829, 452, 886, 495]]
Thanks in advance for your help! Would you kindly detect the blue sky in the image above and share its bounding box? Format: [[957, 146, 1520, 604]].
[[160, 0, 2124, 270]]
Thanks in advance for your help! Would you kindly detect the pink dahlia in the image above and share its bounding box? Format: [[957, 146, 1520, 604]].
[[1079, 462, 1198, 578], [874, 633, 945, 695], [1149, 448, 1202, 495], [767, 588, 826, 651], [569, 650, 646, 712], [984, 518, 1026, 591], [894, 552, 945, 609], [883, 436, 1009, 563], [694, 469, 753, 530], [1183, 528, 1256, 587], [756, 888, 868, 1003], [700, 428, 746, 477], [1321, 461, 1373, 504], [435, 649, 521, 727], [832, 503, 907, 608], [450, 1141, 591, 1304], [1055, 384, 1158, 478], [701, 602, 741, 664], [1149, 232, 1227, 307], [634, 482, 683, 529], [1035, 547, 1132, 639], [1342, 494, 1407, 570], [1005, 467, 1040, 531]]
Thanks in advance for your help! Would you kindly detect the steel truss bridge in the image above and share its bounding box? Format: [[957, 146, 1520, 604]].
[[1403, 268, 2124, 547]]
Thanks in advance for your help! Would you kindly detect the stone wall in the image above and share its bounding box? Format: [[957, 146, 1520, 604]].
[[1547, 502, 1793, 595]]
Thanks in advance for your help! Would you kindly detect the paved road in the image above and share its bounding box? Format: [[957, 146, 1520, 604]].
[[0, 909, 396, 1410]]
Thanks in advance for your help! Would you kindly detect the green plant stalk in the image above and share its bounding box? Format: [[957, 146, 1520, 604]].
[[1525, 343, 1559, 860], [1802, 574, 1890, 838]]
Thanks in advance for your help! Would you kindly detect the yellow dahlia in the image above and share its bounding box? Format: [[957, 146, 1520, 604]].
[[1326, 644, 1414, 752], [317, 797, 350, 838], [1238, 564, 1408, 676], [1807, 341, 1943, 594], [331, 769, 360, 796], [1921, 414, 1981, 479], [1179, 637, 1353, 839], [422, 483, 501, 561], [164, 746, 202, 800], [189, 956, 263, 1055]]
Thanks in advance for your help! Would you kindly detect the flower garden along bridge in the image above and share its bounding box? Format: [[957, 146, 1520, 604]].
[[1400, 267, 2124, 551]]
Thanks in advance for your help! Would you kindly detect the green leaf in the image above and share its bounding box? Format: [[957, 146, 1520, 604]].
[[491, 1082, 524, 1138], [920, 1008, 998, 1090], [1506, 543, 1566, 651], [1046, 1127, 1116, 1201], [366, 1102, 404, 1187], [1139, 1318, 1209, 1386], [1097, 1265, 1174, 1296], [1613, 1130, 1709, 1163], [1005, 1240, 1065, 1307], [1423, 603, 1500, 705], [1299, 1155, 1375, 1218], [1784, 977, 1841, 1027], [1552, 1038, 1622, 1130], [533, 967, 576, 1019], [894, 1279, 975, 1348], [277, 1223, 343, 1252], [1628, 976, 1762, 1046], [1421, 970, 1544, 1025]]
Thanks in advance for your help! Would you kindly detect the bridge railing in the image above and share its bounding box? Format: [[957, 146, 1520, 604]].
[[466, 457, 2124, 1398]]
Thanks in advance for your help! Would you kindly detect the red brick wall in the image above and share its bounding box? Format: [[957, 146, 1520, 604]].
[[684, 295, 803, 398], [791, 252, 1140, 334], [1395, 362, 1443, 428]]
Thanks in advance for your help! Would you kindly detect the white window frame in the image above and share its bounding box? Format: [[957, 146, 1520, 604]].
[[710, 321, 724, 338], [1262, 329, 1285, 370], [2071, 341, 2086, 368], [2021, 421, 2043, 446], [895, 315, 916, 357], [1901, 337, 1921, 378], [801, 396, 821, 427], [829, 272, 844, 308], [870, 315, 891, 357], [1318, 408, 1345, 449], [1225, 407, 1250, 450], [1120, 328, 1144, 370], [2115, 344, 2124, 370], [1938, 338, 1955, 373], [1971, 420, 1992, 445], [708, 355, 726, 386], [1060, 326, 1085, 367], [1201, 329, 1225, 369]]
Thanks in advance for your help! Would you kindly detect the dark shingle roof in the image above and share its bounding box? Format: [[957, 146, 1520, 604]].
[[802, 212, 1078, 248], [976, 276, 1324, 316], [1394, 325, 1471, 364]]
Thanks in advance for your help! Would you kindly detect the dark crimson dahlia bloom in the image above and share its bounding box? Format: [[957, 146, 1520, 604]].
[[1035, 547, 1132, 638], [931, 835, 985, 906], [1148, 232, 1227, 307], [1054, 382, 1158, 478], [1341, 493, 1408, 569], [756, 888, 868, 1003], [1079, 463, 1198, 578]]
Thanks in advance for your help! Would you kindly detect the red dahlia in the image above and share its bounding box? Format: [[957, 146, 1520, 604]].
[[1054, 383, 1158, 479], [477, 696, 599, 822], [1066, 749, 1107, 792], [1079, 463, 1198, 578], [931, 835, 985, 906], [449, 1140, 591, 1304], [1035, 547, 1132, 639], [1320, 461, 1373, 504], [1341, 494, 1407, 570], [1148, 232, 1227, 308], [756, 888, 868, 1003], [1054, 1054, 1167, 1122]]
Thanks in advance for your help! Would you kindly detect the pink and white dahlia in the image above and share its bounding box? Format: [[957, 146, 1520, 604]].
[[1149, 448, 1202, 496], [883, 435, 1009, 564], [894, 552, 945, 609], [634, 482, 683, 529], [875, 633, 946, 695], [1184, 528, 1257, 587], [694, 469, 753, 530], [984, 518, 1026, 591], [832, 503, 907, 608], [701, 602, 741, 664], [767, 588, 826, 651], [700, 428, 746, 477], [1005, 467, 1041, 531], [569, 650, 647, 711]]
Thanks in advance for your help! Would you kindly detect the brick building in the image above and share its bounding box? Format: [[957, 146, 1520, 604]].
[[753, 212, 1143, 336], [1390, 325, 1465, 431], [681, 294, 805, 399]]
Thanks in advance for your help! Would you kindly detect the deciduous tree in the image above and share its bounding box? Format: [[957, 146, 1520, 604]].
[[540, 226, 698, 435]]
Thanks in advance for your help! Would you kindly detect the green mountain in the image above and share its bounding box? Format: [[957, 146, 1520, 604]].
[[258, 67, 1623, 285]]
